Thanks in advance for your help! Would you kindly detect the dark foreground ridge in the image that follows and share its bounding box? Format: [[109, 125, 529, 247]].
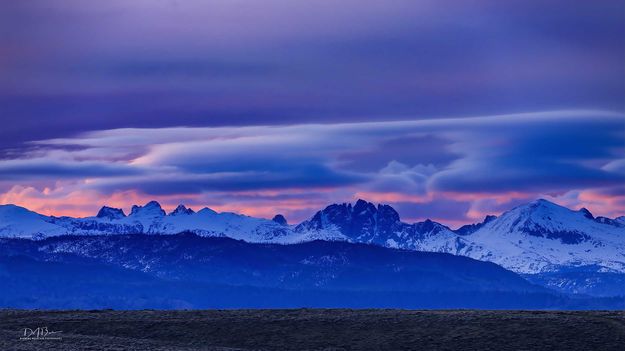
[[1, 309, 623, 351], [1, 234, 622, 310]]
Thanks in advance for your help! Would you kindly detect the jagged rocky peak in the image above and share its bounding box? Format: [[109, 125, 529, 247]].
[[272, 214, 288, 226], [595, 215, 625, 227], [353, 199, 377, 215], [578, 207, 594, 219], [484, 215, 497, 223], [413, 219, 448, 234], [298, 199, 406, 241], [455, 214, 497, 235], [130, 201, 166, 217], [595, 216, 613, 225], [170, 204, 195, 216], [312, 199, 383, 222], [376, 204, 401, 224], [319, 199, 402, 223], [96, 206, 126, 220]]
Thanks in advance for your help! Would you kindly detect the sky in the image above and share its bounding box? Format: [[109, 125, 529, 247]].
[[0, 1, 624, 227]]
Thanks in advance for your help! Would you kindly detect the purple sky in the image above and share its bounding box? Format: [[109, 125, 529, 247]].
[[0, 1, 624, 226]]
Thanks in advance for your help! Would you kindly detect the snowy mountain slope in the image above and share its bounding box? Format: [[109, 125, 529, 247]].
[[0, 204, 68, 238], [459, 199, 625, 274], [0, 201, 341, 243]]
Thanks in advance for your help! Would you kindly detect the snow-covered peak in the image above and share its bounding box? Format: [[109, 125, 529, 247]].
[[0, 204, 65, 238], [0, 204, 41, 219], [130, 201, 165, 217], [169, 204, 195, 216], [481, 199, 609, 242], [96, 206, 126, 220], [528, 198, 567, 212], [463, 198, 625, 273], [197, 207, 217, 215]]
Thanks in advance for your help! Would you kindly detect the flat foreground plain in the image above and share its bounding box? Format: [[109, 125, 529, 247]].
[[1, 309, 623, 351]]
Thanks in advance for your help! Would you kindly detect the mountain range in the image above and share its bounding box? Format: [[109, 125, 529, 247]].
[[1, 199, 623, 273], [0, 198, 623, 300]]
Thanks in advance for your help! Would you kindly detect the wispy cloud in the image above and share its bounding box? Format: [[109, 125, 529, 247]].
[[1, 110, 623, 225]]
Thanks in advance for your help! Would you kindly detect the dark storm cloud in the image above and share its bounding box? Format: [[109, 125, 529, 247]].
[[94, 167, 366, 195], [1, 1, 623, 152], [0, 158, 143, 179], [428, 113, 625, 193]]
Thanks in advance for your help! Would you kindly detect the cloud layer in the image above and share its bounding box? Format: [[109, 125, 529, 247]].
[[1, 110, 623, 226], [1, 1, 623, 151]]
